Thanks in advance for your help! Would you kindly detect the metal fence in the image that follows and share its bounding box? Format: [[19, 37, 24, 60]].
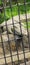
[[0, 0, 30, 65]]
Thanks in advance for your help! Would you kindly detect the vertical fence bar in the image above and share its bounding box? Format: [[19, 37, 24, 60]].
[[16, 1, 26, 65], [24, 0, 30, 51], [9, 0, 20, 65]]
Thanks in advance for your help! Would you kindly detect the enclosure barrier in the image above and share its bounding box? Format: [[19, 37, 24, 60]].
[[0, 0, 30, 65]]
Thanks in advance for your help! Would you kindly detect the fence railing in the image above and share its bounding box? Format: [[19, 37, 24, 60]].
[[0, 0, 30, 65]]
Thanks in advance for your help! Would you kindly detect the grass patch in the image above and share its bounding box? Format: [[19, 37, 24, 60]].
[[0, 4, 30, 24]]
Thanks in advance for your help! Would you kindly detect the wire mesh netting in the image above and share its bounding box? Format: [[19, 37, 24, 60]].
[[0, 0, 30, 65]]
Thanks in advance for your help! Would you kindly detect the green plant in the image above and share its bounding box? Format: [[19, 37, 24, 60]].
[[0, 4, 30, 24]]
